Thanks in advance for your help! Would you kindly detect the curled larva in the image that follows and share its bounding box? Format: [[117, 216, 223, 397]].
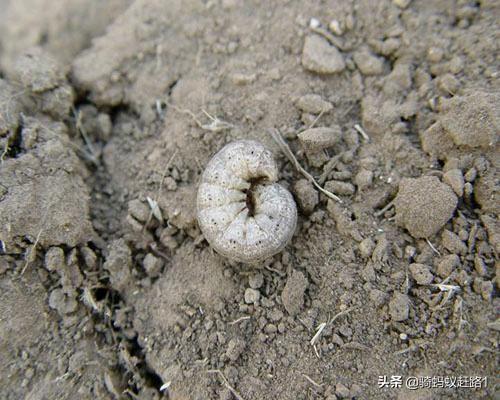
[[197, 140, 297, 264]]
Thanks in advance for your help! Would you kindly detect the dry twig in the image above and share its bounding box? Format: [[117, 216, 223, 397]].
[[207, 369, 245, 400], [268, 128, 342, 203]]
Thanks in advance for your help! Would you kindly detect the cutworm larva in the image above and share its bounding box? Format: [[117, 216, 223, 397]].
[[197, 140, 297, 263]]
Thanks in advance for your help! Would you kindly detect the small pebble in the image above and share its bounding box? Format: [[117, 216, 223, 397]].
[[296, 94, 333, 114], [281, 270, 308, 316], [369, 288, 388, 307], [225, 338, 246, 362], [128, 199, 150, 222], [393, 0, 411, 9], [427, 47, 444, 63], [268, 309, 284, 322], [437, 73, 459, 95], [45, 247, 65, 272], [230, 72, 256, 85], [302, 35, 345, 74], [464, 182, 473, 198], [441, 230, 468, 255], [481, 281, 493, 301], [325, 180, 356, 196], [409, 263, 434, 285], [298, 126, 342, 151], [443, 169, 465, 197], [354, 169, 373, 190], [264, 324, 278, 334], [436, 254, 460, 278], [244, 288, 260, 304], [353, 49, 384, 75], [293, 179, 319, 215], [249, 272, 264, 289], [389, 292, 410, 321], [329, 19, 344, 35], [335, 383, 350, 398], [464, 167, 477, 182], [474, 255, 488, 276], [143, 253, 162, 277], [395, 176, 458, 238], [359, 238, 375, 258]]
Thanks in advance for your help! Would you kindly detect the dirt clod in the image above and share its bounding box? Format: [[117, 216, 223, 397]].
[[296, 94, 333, 114], [440, 91, 499, 148], [395, 176, 458, 239], [103, 239, 132, 293], [298, 126, 342, 151], [409, 263, 434, 285], [436, 254, 460, 278], [353, 48, 385, 76], [389, 292, 410, 322], [281, 270, 308, 316], [443, 168, 465, 197], [244, 288, 260, 304], [302, 34, 345, 74], [293, 179, 319, 215], [441, 230, 468, 255], [325, 180, 356, 196]]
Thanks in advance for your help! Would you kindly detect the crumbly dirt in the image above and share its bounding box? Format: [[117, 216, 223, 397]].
[[0, 1, 498, 399]]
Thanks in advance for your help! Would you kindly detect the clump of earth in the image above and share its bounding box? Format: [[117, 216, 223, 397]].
[[0, 1, 498, 399]]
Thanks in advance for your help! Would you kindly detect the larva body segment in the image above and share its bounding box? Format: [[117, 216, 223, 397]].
[[197, 140, 298, 264]]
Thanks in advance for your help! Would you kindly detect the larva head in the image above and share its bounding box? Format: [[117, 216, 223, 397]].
[[197, 140, 297, 264]]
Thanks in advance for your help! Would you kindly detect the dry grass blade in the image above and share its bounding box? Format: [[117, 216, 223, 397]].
[[268, 128, 342, 203], [143, 150, 178, 230], [74, 107, 99, 161], [310, 322, 327, 346], [146, 196, 163, 223]]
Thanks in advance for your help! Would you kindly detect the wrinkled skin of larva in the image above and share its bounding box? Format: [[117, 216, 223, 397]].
[[197, 140, 297, 264]]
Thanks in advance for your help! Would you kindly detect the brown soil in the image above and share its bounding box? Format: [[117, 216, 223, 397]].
[[0, 1, 498, 399]]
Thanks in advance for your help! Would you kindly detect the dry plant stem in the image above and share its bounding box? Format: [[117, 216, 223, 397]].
[[374, 199, 395, 217], [306, 109, 324, 130], [426, 238, 441, 255], [302, 373, 323, 387], [330, 307, 354, 324], [167, 102, 233, 132], [228, 316, 251, 325], [43, 120, 98, 165], [143, 150, 178, 230], [310, 322, 327, 346], [20, 198, 56, 275], [0, 141, 9, 163], [318, 152, 343, 185], [268, 129, 342, 203], [310, 308, 354, 353], [74, 107, 99, 162], [207, 369, 245, 400], [354, 123, 370, 142], [310, 26, 345, 50], [20, 228, 43, 275]]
